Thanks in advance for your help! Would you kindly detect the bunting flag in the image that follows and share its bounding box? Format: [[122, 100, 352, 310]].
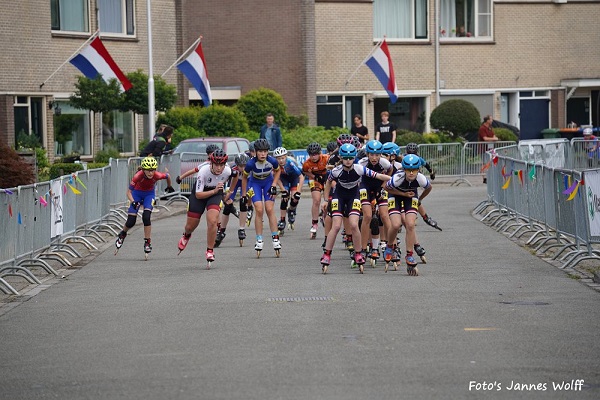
[[63, 184, 67, 195], [518, 170, 524, 185], [480, 161, 491, 173], [70, 36, 132, 91], [67, 183, 82, 195], [562, 179, 578, 196], [17, 212, 22, 225], [501, 166, 511, 178], [493, 156, 499, 166], [502, 176, 512, 189], [2, 189, 14, 195], [72, 173, 87, 190], [39, 196, 48, 207], [8, 203, 12, 217], [563, 175, 569, 191], [177, 41, 212, 106], [528, 165, 536, 181]]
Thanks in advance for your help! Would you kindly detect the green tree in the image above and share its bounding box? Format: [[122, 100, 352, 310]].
[[235, 88, 288, 131], [69, 76, 122, 113], [121, 69, 177, 114], [430, 99, 480, 138], [157, 106, 202, 130], [198, 104, 249, 137]]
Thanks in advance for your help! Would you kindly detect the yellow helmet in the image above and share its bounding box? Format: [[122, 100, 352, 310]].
[[141, 156, 158, 170]]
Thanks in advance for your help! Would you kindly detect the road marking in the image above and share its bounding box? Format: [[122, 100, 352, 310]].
[[464, 328, 497, 331]]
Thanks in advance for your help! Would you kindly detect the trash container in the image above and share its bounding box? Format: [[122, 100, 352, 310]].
[[541, 128, 560, 139]]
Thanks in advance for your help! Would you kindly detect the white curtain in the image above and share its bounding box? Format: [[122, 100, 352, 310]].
[[415, 0, 428, 38], [440, 0, 457, 37], [61, 0, 88, 32], [99, 0, 123, 33], [374, 0, 411, 39]]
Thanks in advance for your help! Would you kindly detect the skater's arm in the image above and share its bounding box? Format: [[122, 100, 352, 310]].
[[195, 181, 225, 200], [241, 174, 248, 197], [178, 166, 199, 181], [418, 186, 432, 202], [271, 167, 281, 190]]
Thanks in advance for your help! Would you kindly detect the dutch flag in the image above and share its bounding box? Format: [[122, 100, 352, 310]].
[[69, 36, 132, 92], [365, 40, 399, 104], [177, 42, 212, 106]]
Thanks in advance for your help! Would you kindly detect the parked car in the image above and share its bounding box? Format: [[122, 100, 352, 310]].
[[173, 137, 250, 193]]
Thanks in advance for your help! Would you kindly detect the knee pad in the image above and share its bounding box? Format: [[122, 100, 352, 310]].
[[125, 215, 137, 228], [370, 217, 380, 235], [142, 209, 152, 226], [223, 202, 235, 216], [280, 198, 289, 211], [290, 192, 301, 208], [239, 197, 248, 212]]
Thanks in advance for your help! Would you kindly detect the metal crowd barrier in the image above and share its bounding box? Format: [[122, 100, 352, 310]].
[[475, 149, 600, 269]]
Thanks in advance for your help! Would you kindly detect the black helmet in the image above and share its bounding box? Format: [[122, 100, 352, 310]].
[[254, 138, 270, 151], [406, 142, 419, 154], [248, 141, 256, 152], [205, 144, 219, 155], [357, 148, 367, 160], [306, 142, 321, 155], [234, 153, 249, 165], [326, 141, 338, 153]]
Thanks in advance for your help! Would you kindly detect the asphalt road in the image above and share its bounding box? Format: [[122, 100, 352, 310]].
[[1, 184, 599, 400]]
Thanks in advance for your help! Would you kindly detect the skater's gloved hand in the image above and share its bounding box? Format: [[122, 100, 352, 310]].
[[314, 174, 326, 184], [241, 195, 248, 204], [268, 186, 278, 196], [131, 201, 141, 209], [175, 175, 182, 184], [165, 186, 175, 193], [280, 190, 289, 200], [430, 172, 436, 181]]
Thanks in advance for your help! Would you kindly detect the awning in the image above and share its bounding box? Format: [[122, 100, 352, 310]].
[[561, 78, 600, 100]]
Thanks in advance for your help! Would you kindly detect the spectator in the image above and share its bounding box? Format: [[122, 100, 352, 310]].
[[350, 114, 369, 145], [259, 113, 283, 151], [375, 111, 397, 144], [478, 115, 498, 142], [140, 125, 174, 157], [583, 127, 599, 167]]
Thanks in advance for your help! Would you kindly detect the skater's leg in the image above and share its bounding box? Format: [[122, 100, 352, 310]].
[[265, 200, 279, 234], [359, 204, 372, 252], [324, 216, 343, 251], [347, 214, 362, 253], [404, 212, 418, 253], [142, 209, 152, 241], [253, 201, 264, 236], [206, 208, 220, 248]]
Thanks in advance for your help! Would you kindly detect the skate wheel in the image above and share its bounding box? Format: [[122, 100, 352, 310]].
[[275, 249, 280, 258], [393, 262, 398, 271], [144, 253, 148, 261], [239, 240, 243, 247], [384, 263, 389, 273], [322, 265, 328, 274], [359, 264, 364, 274], [206, 262, 212, 270], [289, 223, 294, 230], [256, 251, 261, 258], [114, 249, 119, 256], [279, 230, 284, 236], [420, 256, 427, 264], [370, 258, 376, 268], [350, 260, 357, 269]]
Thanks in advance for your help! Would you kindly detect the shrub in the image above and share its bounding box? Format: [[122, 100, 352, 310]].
[[235, 88, 288, 131], [94, 148, 121, 163], [172, 125, 205, 148], [494, 128, 518, 142], [282, 126, 342, 150], [156, 106, 201, 130], [16, 131, 41, 149], [49, 163, 84, 179], [197, 104, 249, 137], [430, 99, 480, 138], [285, 114, 309, 130], [86, 162, 109, 169], [0, 142, 35, 187], [423, 131, 463, 144], [396, 131, 425, 146]]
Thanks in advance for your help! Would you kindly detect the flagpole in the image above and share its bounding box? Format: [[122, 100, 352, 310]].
[[161, 36, 202, 78], [344, 38, 383, 90], [147, 0, 156, 142], [39, 30, 100, 89]]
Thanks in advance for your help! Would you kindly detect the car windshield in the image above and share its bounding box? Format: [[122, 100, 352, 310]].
[[174, 141, 224, 154]]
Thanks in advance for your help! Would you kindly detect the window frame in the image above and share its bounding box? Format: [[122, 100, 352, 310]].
[[439, 0, 493, 42], [373, 0, 429, 42], [50, 0, 91, 35], [98, 0, 136, 38]]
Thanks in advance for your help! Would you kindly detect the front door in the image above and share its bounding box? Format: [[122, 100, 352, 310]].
[[519, 99, 549, 140], [567, 97, 590, 127]]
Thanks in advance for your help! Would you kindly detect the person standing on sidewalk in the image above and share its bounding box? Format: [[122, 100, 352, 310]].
[[478, 115, 498, 183], [259, 113, 283, 151]]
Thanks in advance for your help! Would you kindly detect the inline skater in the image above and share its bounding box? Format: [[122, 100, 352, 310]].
[[176, 149, 232, 268], [214, 153, 248, 247], [320, 144, 391, 274], [384, 154, 433, 275], [115, 157, 174, 259], [405, 142, 441, 231], [241, 138, 282, 257], [273, 147, 304, 234], [302, 142, 329, 239]]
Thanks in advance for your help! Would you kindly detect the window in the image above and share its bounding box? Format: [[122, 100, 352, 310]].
[[374, 0, 428, 40], [102, 110, 135, 154], [98, 0, 135, 36], [317, 95, 364, 129], [14, 97, 45, 148], [51, 0, 89, 33], [53, 102, 92, 156], [440, 0, 492, 39]]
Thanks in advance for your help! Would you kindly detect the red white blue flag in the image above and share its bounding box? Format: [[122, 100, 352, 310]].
[[69, 36, 132, 92], [177, 42, 212, 106], [365, 40, 398, 104]]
